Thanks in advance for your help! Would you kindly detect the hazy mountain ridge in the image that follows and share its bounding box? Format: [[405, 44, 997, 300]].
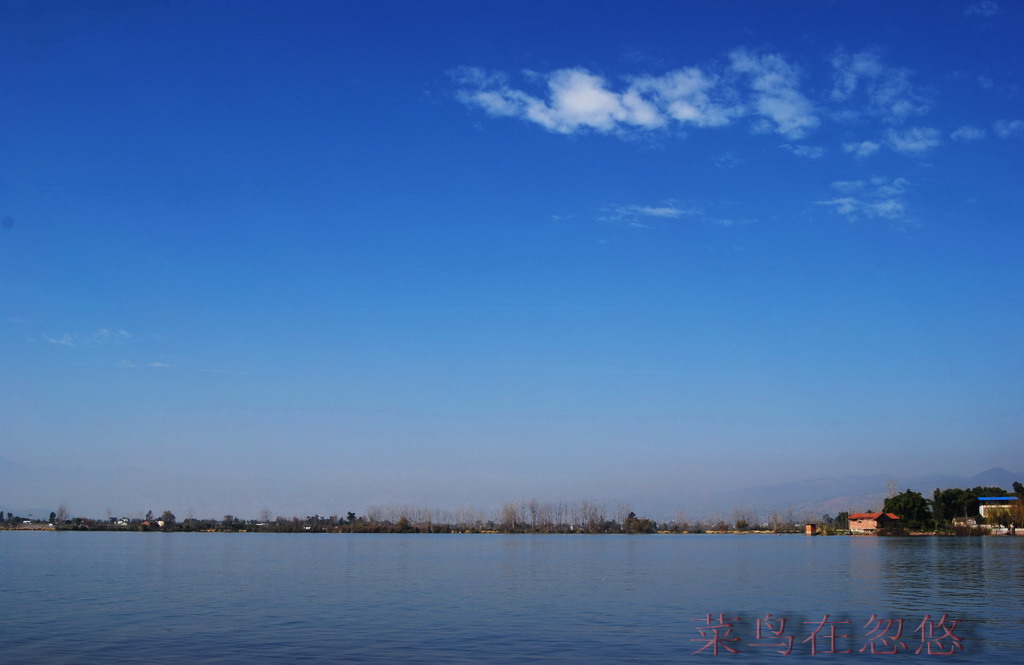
[[3, 458, 1021, 523], [644, 467, 1023, 522]]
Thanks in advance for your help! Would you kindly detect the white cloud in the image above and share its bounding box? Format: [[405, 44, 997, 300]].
[[729, 49, 819, 139], [951, 125, 986, 141], [540, 69, 665, 133], [873, 177, 909, 197], [41, 328, 135, 348], [454, 65, 742, 136], [449, 66, 508, 89], [454, 51, 818, 139], [149, 361, 172, 368], [599, 201, 750, 229], [965, 1, 999, 17], [456, 67, 673, 135], [830, 179, 867, 194], [94, 328, 133, 343], [830, 50, 884, 101], [830, 49, 930, 124], [600, 202, 696, 226], [712, 152, 742, 168], [780, 144, 825, 159], [886, 127, 941, 153], [842, 140, 881, 158], [633, 205, 689, 218], [630, 68, 742, 128], [994, 119, 1024, 138], [817, 177, 909, 221]]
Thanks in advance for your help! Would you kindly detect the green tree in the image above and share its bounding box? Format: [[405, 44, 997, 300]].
[[970, 486, 1010, 498], [932, 488, 979, 527], [623, 511, 656, 533], [883, 489, 932, 530]]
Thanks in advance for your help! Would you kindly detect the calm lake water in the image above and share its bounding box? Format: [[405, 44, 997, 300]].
[[1, 533, 1021, 663]]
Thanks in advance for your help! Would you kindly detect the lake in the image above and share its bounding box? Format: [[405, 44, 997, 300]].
[[1, 532, 1020, 663]]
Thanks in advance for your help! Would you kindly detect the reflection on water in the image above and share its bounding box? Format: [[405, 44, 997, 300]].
[[1, 532, 1020, 663]]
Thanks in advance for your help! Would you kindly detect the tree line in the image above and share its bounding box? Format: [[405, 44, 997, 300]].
[[881, 482, 1024, 532], [6, 481, 1019, 535], [2, 499, 796, 534], [0, 501, 665, 534]]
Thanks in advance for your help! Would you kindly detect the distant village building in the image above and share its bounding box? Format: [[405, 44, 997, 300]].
[[848, 512, 900, 533], [804, 523, 817, 536], [978, 497, 1018, 519]]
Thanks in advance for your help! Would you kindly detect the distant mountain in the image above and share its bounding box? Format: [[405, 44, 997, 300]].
[[639, 467, 1023, 523], [965, 467, 1021, 489]]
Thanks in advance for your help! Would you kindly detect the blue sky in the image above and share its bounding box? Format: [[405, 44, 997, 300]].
[[2, 1, 1022, 518]]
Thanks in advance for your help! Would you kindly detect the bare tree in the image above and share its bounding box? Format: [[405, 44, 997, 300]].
[[783, 507, 796, 532], [709, 513, 730, 532], [616, 502, 633, 532], [499, 501, 521, 532], [732, 507, 756, 531], [536, 502, 554, 532], [527, 499, 539, 532], [673, 509, 690, 532], [579, 501, 605, 533]]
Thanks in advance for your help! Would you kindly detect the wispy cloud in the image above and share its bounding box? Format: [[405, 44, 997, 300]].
[[453, 66, 667, 135], [598, 201, 748, 229], [630, 67, 742, 128], [886, 126, 941, 153], [453, 49, 817, 140], [454, 49, 944, 155], [93, 328, 133, 343], [779, 143, 825, 159], [951, 125, 986, 141], [830, 49, 930, 124], [842, 140, 881, 158], [817, 177, 910, 222], [965, 1, 999, 17], [729, 49, 819, 139], [599, 202, 696, 227], [712, 152, 742, 168], [44, 334, 77, 346], [993, 119, 1024, 138], [120, 357, 178, 370], [43, 328, 134, 347]]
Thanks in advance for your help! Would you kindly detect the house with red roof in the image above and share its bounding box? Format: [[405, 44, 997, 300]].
[[848, 512, 900, 533]]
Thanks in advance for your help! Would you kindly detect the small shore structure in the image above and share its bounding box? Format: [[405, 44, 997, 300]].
[[848, 512, 900, 533]]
